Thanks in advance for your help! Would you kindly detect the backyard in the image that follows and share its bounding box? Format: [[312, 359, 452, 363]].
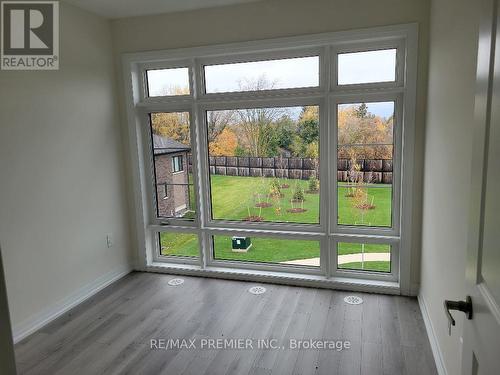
[[160, 174, 392, 272], [155, 101, 394, 273]]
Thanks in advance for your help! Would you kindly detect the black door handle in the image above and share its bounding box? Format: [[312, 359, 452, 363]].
[[444, 296, 473, 335]]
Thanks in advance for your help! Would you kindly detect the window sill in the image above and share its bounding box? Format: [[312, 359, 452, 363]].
[[144, 262, 400, 295]]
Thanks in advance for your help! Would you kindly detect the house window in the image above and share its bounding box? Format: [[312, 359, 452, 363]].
[[125, 25, 417, 290], [172, 155, 184, 173]]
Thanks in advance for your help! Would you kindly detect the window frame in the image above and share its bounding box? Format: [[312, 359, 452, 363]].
[[122, 24, 418, 294]]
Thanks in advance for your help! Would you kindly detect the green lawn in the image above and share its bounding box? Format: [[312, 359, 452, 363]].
[[337, 185, 392, 227], [213, 236, 320, 263], [209, 175, 392, 227], [211, 175, 319, 224], [161, 175, 392, 271]]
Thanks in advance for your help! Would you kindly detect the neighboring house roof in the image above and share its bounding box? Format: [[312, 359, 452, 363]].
[[153, 134, 191, 155]]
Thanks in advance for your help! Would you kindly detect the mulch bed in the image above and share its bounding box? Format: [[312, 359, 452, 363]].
[[286, 208, 308, 213], [243, 216, 265, 222], [355, 203, 376, 210], [255, 202, 272, 208], [280, 184, 290, 189], [306, 190, 319, 194], [290, 199, 305, 203]]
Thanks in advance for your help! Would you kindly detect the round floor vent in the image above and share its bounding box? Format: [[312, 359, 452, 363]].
[[168, 278, 185, 286], [249, 286, 266, 295], [344, 295, 363, 305]]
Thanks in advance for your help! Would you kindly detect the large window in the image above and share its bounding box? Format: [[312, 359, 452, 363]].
[[125, 26, 417, 290]]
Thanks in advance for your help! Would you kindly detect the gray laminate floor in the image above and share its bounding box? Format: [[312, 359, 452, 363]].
[[14, 272, 437, 375]]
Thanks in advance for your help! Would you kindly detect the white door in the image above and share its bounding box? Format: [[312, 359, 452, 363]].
[[461, 0, 500, 373]]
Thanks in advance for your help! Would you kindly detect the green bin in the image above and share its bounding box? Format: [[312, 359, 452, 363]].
[[231, 236, 252, 252]]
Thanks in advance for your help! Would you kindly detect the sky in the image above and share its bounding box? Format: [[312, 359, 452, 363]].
[[147, 49, 396, 118]]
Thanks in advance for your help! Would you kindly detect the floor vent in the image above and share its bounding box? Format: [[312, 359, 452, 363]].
[[344, 295, 363, 305], [248, 286, 266, 295], [168, 278, 185, 286]]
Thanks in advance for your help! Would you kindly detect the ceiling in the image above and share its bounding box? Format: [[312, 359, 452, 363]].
[[65, 0, 264, 19]]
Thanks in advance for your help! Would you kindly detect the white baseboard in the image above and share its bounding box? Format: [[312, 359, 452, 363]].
[[12, 264, 133, 344], [418, 294, 447, 375]]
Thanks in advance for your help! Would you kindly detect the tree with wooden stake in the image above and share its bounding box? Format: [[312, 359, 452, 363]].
[[255, 177, 272, 208], [351, 172, 376, 226], [275, 155, 289, 188], [287, 184, 307, 213]]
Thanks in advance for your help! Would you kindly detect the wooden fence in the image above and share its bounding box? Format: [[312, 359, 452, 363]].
[[189, 156, 393, 184]]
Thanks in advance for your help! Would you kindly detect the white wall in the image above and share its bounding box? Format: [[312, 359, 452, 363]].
[[111, 0, 430, 293], [420, 0, 480, 374], [0, 2, 133, 340]]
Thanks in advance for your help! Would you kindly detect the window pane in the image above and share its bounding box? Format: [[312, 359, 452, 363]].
[[337, 102, 394, 227], [337, 242, 391, 273], [159, 232, 199, 257], [213, 235, 320, 267], [207, 106, 320, 224], [338, 49, 396, 85], [146, 68, 190, 97], [204, 56, 319, 93], [150, 112, 196, 220]]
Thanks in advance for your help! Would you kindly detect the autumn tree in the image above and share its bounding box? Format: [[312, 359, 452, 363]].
[[338, 104, 393, 159], [151, 112, 190, 145], [209, 128, 238, 156], [207, 110, 234, 143]]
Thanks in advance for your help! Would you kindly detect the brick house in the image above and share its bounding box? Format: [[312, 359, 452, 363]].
[[153, 134, 191, 218]]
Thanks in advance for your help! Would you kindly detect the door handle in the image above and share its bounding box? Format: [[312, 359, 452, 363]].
[[444, 296, 473, 335]]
